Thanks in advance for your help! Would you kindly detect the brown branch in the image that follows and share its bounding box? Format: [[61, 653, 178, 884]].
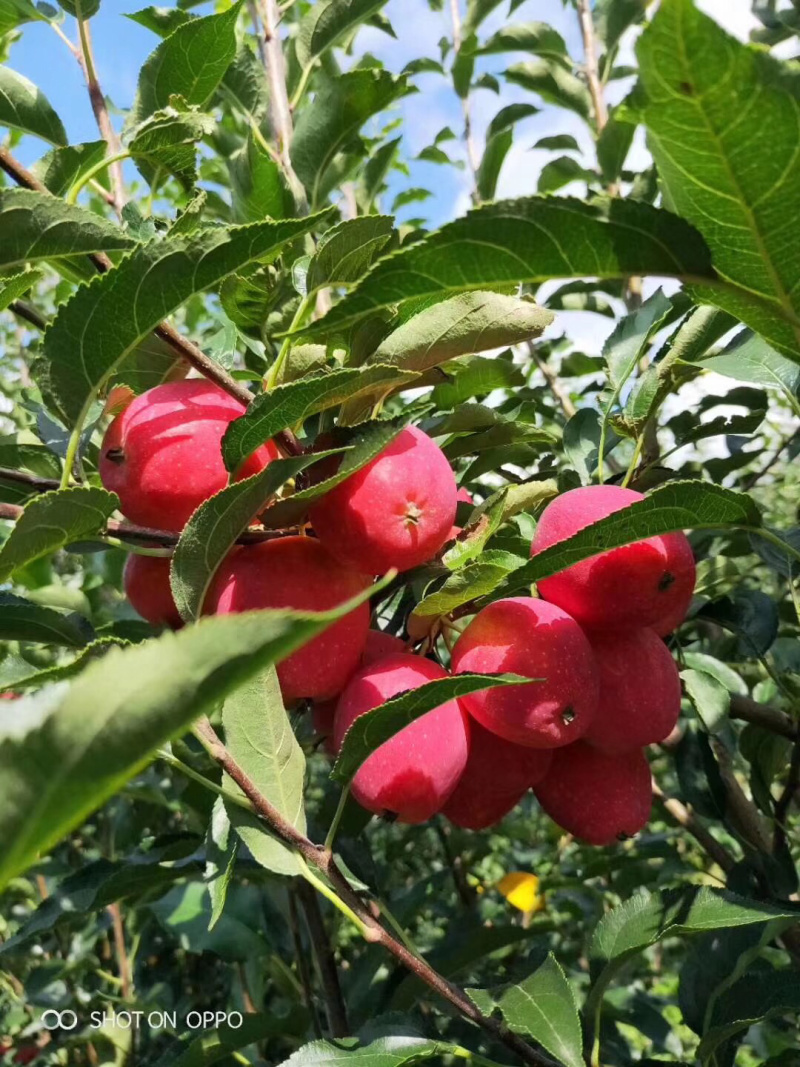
[[730, 694, 799, 741], [711, 736, 773, 854], [106, 902, 132, 999], [742, 431, 797, 492], [9, 300, 48, 330], [652, 782, 735, 872], [576, 0, 608, 133], [773, 738, 800, 854], [288, 885, 323, 1038], [528, 343, 576, 419], [295, 877, 350, 1037], [75, 16, 125, 214], [0, 146, 304, 458], [193, 716, 556, 1067]]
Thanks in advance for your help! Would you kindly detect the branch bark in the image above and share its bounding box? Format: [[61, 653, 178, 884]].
[[295, 877, 350, 1037], [75, 15, 125, 214], [576, 0, 608, 133], [652, 782, 735, 872], [730, 694, 799, 741], [193, 716, 556, 1067]]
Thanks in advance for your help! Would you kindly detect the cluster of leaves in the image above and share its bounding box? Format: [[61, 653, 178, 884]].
[[0, 1, 799, 1066]]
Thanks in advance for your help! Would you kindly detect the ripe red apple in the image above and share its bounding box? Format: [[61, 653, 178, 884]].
[[334, 653, 470, 823], [451, 597, 599, 749], [99, 380, 278, 532], [530, 485, 695, 632], [309, 426, 457, 574], [123, 554, 182, 629], [312, 700, 338, 756], [442, 718, 552, 830], [206, 536, 371, 704], [651, 598, 690, 637], [361, 629, 405, 666], [535, 741, 652, 845], [585, 628, 681, 753]]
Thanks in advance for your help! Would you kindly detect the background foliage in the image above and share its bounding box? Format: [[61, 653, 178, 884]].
[[0, 1, 799, 1066]]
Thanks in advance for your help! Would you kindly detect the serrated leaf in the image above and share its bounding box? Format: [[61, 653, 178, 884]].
[[307, 215, 394, 291], [0, 592, 376, 890], [130, 0, 243, 127], [291, 69, 410, 207], [31, 139, 109, 197], [296, 0, 391, 68], [701, 330, 800, 395], [259, 419, 404, 529], [637, 0, 800, 363], [0, 592, 94, 647], [587, 886, 798, 1015], [0, 487, 118, 583], [221, 368, 415, 473], [0, 637, 130, 693], [681, 668, 730, 734], [228, 133, 294, 223], [507, 59, 591, 122], [295, 197, 714, 342], [0, 65, 67, 145], [128, 102, 215, 190], [487, 954, 584, 1067], [222, 665, 305, 877], [697, 969, 800, 1063], [505, 481, 760, 596], [279, 1034, 455, 1067], [40, 211, 328, 424], [0, 268, 42, 312], [0, 188, 137, 273], [332, 673, 527, 783], [412, 554, 525, 617], [171, 453, 324, 622]]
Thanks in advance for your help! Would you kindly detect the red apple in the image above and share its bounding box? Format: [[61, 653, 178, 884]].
[[124, 554, 182, 629], [206, 536, 371, 703], [530, 485, 695, 632], [334, 653, 469, 823], [100, 380, 278, 531], [451, 597, 599, 748], [361, 629, 405, 666], [309, 426, 457, 574]]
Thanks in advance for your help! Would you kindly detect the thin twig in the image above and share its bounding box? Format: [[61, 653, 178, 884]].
[[295, 878, 350, 1037], [287, 886, 322, 1038], [449, 0, 480, 201], [9, 300, 48, 330], [652, 783, 735, 872], [576, 0, 608, 133], [192, 716, 556, 1067], [528, 343, 576, 419], [711, 737, 773, 854], [106, 902, 132, 999], [729, 694, 799, 741], [773, 738, 800, 854], [75, 13, 125, 214], [742, 431, 797, 491]]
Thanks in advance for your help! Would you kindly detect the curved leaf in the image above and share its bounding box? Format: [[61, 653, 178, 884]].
[[0, 66, 67, 145]]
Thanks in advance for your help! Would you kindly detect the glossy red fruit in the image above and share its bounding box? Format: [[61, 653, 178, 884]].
[[123, 554, 182, 629], [312, 700, 338, 757], [535, 742, 652, 845], [309, 426, 457, 574], [361, 629, 405, 666], [651, 598, 690, 637], [451, 597, 599, 749], [443, 718, 552, 830], [530, 485, 696, 632], [207, 536, 371, 704], [99, 380, 278, 532], [334, 653, 470, 823], [585, 629, 681, 753]]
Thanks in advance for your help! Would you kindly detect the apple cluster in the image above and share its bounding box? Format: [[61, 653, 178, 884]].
[[103, 380, 695, 847]]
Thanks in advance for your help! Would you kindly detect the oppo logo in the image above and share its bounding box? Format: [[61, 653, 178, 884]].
[[40, 1010, 78, 1031], [40, 1009, 245, 1031]]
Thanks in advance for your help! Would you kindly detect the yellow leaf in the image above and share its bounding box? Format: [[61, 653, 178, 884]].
[[497, 872, 545, 914]]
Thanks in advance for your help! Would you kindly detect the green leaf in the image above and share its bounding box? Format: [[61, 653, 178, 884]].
[[58, 0, 101, 16], [296, 0, 391, 68], [0, 593, 94, 648], [228, 133, 294, 223], [279, 1034, 455, 1067], [290, 69, 410, 207], [170, 453, 323, 622], [149, 880, 269, 961], [128, 102, 215, 190], [221, 368, 414, 473], [0, 594, 376, 890], [697, 969, 800, 1063], [506, 60, 592, 122], [222, 665, 306, 877], [412, 552, 525, 617], [597, 108, 635, 184], [0, 65, 67, 145], [595, 0, 647, 52], [296, 197, 714, 342], [0, 0, 46, 36], [307, 215, 394, 291], [538, 155, 596, 194], [0, 188, 137, 273], [588, 886, 797, 1010], [702, 330, 800, 396], [563, 408, 619, 485], [205, 797, 237, 931], [130, 0, 243, 126], [0, 268, 42, 312], [637, 0, 800, 362], [479, 22, 569, 61], [604, 289, 672, 390], [504, 481, 761, 595], [126, 5, 195, 36], [40, 211, 328, 425], [477, 954, 584, 1067], [0, 637, 130, 693], [0, 488, 118, 583], [332, 673, 527, 783], [464, 0, 505, 33], [156, 1010, 307, 1067], [477, 103, 539, 201], [681, 668, 730, 734], [31, 139, 109, 197], [259, 419, 404, 529]]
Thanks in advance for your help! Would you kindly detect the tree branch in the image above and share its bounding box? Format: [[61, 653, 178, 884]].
[[192, 715, 556, 1067], [75, 14, 125, 214], [0, 146, 304, 459], [773, 737, 800, 854], [9, 300, 48, 331], [730, 694, 799, 741], [652, 782, 735, 872], [576, 0, 608, 133]]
